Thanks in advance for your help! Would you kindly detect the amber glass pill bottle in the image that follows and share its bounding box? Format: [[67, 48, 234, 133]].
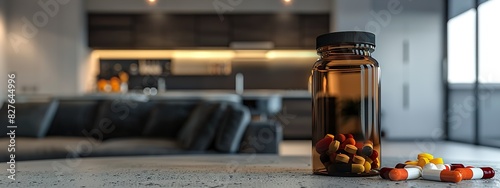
[[311, 31, 381, 176]]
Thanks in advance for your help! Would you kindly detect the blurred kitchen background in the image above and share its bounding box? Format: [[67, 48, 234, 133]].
[[0, 0, 498, 146]]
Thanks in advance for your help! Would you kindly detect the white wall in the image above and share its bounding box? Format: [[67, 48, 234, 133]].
[[4, 0, 88, 96], [330, 0, 372, 31], [86, 0, 331, 13], [331, 0, 445, 139], [0, 0, 6, 102]]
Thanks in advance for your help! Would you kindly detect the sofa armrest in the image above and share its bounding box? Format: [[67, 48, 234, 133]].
[[0, 99, 59, 138], [239, 120, 282, 154]]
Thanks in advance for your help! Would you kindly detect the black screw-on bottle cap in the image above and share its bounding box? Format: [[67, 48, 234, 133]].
[[316, 31, 375, 49]]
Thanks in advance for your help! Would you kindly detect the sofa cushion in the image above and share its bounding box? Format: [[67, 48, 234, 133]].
[[239, 121, 283, 154], [177, 102, 227, 151], [142, 102, 197, 138], [92, 100, 155, 140], [47, 100, 100, 137], [0, 137, 94, 162], [0, 100, 58, 138], [214, 104, 251, 153], [90, 138, 193, 157]]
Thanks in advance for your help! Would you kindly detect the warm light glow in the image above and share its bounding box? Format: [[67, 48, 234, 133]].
[[87, 49, 317, 91], [92, 50, 173, 59], [172, 51, 235, 59], [92, 50, 317, 60], [234, 50, 267, 59], [147, 0, 157, 5], [283, 0, 291, 3], [266, 50, 317, 59]]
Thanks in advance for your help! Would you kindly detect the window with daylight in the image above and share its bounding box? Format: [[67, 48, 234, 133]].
[[478, 0, 500, 83], [447, 9, 476, 84], [447, 0, 500, 147]]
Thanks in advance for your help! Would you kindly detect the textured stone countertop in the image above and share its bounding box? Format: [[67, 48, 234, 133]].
[[2, 154, 499, 188]]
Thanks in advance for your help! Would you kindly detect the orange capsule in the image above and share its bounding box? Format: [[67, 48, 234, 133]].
[[355, 142, 364, 149], [422, 169, 462, 183], [340, 138, 356, 150], [388, 168, 421, 181], [335, 134, 346, 143], [355, 143, 364, 156], [315, 134, 334, 154]]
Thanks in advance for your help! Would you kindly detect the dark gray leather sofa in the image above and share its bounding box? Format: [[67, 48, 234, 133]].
[[0, 93, 282, 162]]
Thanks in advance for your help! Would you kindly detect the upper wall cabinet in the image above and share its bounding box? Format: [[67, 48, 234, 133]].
[[231, 15, 275, 42], [88, 14, 329, 49], [196, 15, 230, 47], [135, 15, 196, 48], [301, 15, 330, 48], [88, 15, 135, 48], [273, 14, 301, 48]]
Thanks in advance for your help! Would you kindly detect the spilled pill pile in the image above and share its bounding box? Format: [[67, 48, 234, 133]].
[[380, 152, 495, 183], [315, 134, 380, 176]]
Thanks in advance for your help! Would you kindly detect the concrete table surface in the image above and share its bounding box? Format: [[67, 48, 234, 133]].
[[2, 154, 499, 188]]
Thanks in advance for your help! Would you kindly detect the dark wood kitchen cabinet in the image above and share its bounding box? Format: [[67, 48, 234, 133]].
[[301, 15, 330, 48], [230, 15, 275, 42], [230, 14, 304, 48], [88, 15, 135, 48], [273, 14, 301, 48], [87, 14, 329, 49], [196, 15, 230, 47], [134, 15, 196, 48], [228, 14, 329, 48]]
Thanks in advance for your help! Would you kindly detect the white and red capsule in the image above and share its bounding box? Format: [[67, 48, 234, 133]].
[[454, 167, 495, 180]]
